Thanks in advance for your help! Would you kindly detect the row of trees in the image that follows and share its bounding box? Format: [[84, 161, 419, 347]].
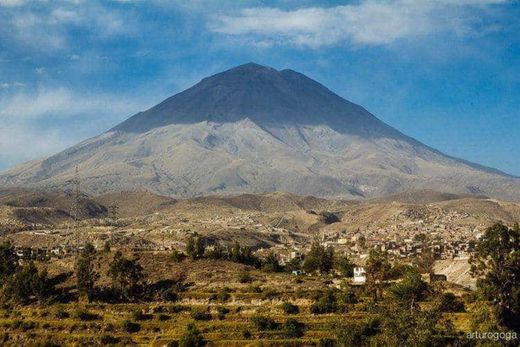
[[184, 235, 261, 267], [0, 241, 146, 304], [183, 235, 355, 276], [0, 242, 55, 305], [76, 245, 144, 302]]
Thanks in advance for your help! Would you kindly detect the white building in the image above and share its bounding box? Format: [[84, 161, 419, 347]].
[[353, 267, 366, 284]]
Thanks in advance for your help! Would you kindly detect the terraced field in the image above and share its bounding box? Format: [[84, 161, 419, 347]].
[[0, 298, 472, 346]]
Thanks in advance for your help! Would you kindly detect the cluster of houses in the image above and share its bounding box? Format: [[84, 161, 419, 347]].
[[13, 244, 81, 260]]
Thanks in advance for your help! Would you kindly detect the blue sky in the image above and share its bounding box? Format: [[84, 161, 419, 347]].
[[0, 0, 519, 175]]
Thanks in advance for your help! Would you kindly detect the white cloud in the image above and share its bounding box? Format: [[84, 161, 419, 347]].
[[0, 0, 26, 7], [0, 1, 136, 52], [211, 0, 510, 48], [0, 87, 154, 168], [0, 88, 146, 120], [0, 123, 73, 169]]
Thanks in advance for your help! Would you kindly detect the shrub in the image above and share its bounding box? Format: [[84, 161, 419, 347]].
[[161, 288, 179, 302], [251, 316, 279, 331], [242, 329, 252, 339], [310, 289, 338, 314], [169, 305, 189, 313], [338, 287, 358, 305], [191, 309, 211, 321], [321, 212, 340, 224], [122, 320, 140, 333], [318, 338, 335, 347], [261, 252, 282, 273], [171, 250, 186, 263], [238, 271, 253, 284], [216, 306, 230, 320], [158, 314, 171, 321], [55, 309, 69, 319], [75, 310, 101, 321], [131, 310, 152, 321], [30, 340, 60, 347], [283, 318, 305, 338], [261, 289, 279, 300], [216, 287, 231, 302], [179, 323, 204, 347], [20, 321, 37, 331], [437, 292, 465, 312], [280, 302, 299, 314], [100, 334, 120, 344]]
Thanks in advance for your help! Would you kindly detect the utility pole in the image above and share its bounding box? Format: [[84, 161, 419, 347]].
[[68, 166, 82, 251]]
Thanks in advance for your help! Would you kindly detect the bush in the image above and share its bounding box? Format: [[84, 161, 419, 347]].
[[179, 323, 204, 347], [318, 338, 335, 347], [216, 287, 231, 302], [310, 289, 338, 314], [437, 292, 465, 312], [122, 320, 141, 333], [171, 249, 186, 263], [216, 306, 230, 320], [280, 302, 299, 314], [75, 310, 101, 321], [321, 212, 340, 224], [242, 329, 252, 339], [20, 321, 37, 331], [169, 305, 189, 313], [100, 334, 121, 344], [131, 310, 152, 321], [238, 271, 253, 284], [338, 287, 358, 305], [55, 309, 69, 319], [261, 289, 279, 300], [30, 340, 61, 347], [191, 309, 212, 321], [161, 288, 179, 302], [251, 316, 279, 331], [283, 318, 305, 338], [158, 314, 171, 321]]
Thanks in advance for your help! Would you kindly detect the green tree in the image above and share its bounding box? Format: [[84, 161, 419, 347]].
[[470, 222, 520, 332], [414, 247, 435, 274], [205, 244, 225, 260], [262, 252, 282, 272], [0, 241, 18, 282], [336, 255, 355, 277], [2, 261, 53, 305], [365, 249, 391, 302], [109, 251, 144, 300], [226, 242, 260, 267], [310, 289, 338, 314], [303, 240, 334, 274], [375, 301, 441, 347], [284, 257, 302, 273], [75, 243, 99, 302], [179, 323, 205, 347], [283, 318, 305, 338], [186, 235, 205, 260], [389, 267, 428, 311]]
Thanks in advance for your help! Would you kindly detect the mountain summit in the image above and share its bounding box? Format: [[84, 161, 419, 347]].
[[115, 62, 398, 138], [1, 63, 519, 200]]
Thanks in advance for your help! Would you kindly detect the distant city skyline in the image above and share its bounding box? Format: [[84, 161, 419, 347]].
[[1, 0, 519, 175]]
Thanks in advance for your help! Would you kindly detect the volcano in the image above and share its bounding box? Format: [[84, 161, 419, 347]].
[[1, 63, 519, 200]]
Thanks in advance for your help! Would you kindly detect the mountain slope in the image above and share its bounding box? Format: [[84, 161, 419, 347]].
[[1, 63, 519, 200]]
